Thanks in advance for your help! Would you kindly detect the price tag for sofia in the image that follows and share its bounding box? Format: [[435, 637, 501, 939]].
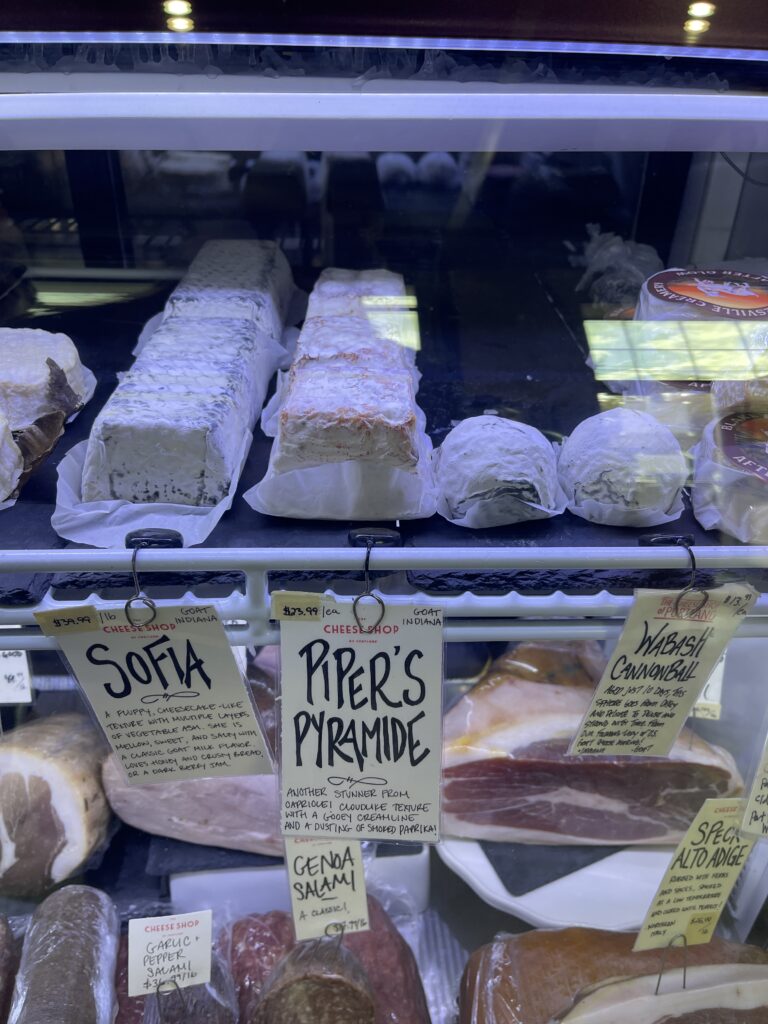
[[280, 598, 443, 843], [571, 583, 756, 757], [285, 837, 369, 941], [634, 799, 754, 951], [35, 604, 272, 783], [128, 910, 212, 996]]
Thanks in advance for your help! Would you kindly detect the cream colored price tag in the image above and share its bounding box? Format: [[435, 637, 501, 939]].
[[285, 838, 370, 941], [634, 798, 755, 951], [571, 583, 755, 757], [0, 651, 32, 703], [691, 653, 726, 721], [280, 598, 443, 842], [128, 910, 212, 997], [38, 604, 272, 783], [740, 732, 768, 839], [35, 605, 100, 634], [270, 591, 322, 622]]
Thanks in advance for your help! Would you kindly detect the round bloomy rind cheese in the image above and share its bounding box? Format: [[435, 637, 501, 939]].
[[636, 267, 768, 321], [558, 408, 688, 527], [435, 415, 565, 528], [0, 328, 89, 430]]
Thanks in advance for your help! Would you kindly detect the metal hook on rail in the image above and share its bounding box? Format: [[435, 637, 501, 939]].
[[125, 542, 158, 627], [352, 539, 385, 633], [155, 979, 188, 1021], [672, 539, 709, 619]]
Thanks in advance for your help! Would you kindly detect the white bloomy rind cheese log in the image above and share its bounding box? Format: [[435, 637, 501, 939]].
[[0, 413, 23, 502], [0, 328, 89, 429], [82, 310, 285, 505], [164, 239, 294, 343]]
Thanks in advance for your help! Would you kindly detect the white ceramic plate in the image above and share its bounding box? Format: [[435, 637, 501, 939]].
[[437, 838, 673, 931]]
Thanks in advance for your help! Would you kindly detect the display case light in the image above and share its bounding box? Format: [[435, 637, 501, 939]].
[[167, 15, 194, 31], [163, 0, 192, 15], [684, 18, 711, 32], [688, 2, 716, 15]]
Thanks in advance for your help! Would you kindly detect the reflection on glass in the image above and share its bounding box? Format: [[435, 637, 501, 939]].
[[688, 1, 716, 15], [684, 18, 711, 32], [163, 0, 192, 13], [167, 15, 194, 31]]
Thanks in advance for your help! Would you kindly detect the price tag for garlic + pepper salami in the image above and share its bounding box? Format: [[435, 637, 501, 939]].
[[634, 798, 755, 951], [570, 583, 756, 757], [128, 910, 212, 996], [35, 604, 272, 783], [285, 837, 369, 941], [280, 597, 443, 842]]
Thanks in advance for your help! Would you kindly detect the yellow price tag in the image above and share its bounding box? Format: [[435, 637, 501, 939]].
[[270, 591, 322, 622], [35, 606, 100, 635]]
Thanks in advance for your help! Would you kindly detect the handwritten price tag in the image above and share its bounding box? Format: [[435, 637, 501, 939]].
[[634, 799, 754, 951], [270, 592, 321, 622], [37, 604, 272, 784], [35, 606, 100, 634], [570, 583, 756, 757], [280, 599, 443, 843], [0, 651, 32, 704], [128, 910, 212, 997], [285, 838, 369, 941]]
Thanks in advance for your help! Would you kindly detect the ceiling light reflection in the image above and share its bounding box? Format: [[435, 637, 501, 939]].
[[684, 18, 711, 32], [688, 2, 716, 16], [163, 0, 192, 14], [167, 15, 195, 31]]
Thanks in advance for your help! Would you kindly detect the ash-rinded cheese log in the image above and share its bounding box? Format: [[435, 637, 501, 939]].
[[0, 713, 110, 899], [0, 328, 90, 430], [273, 364, 421, 472], [164, 239, 294, 343], [8, 885, 119, 1024]]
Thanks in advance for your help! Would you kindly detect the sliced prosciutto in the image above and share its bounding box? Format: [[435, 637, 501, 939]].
[[442, 673, 742, 845]]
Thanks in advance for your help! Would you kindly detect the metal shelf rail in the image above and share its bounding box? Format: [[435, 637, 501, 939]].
[[2, 543, 767, 649]]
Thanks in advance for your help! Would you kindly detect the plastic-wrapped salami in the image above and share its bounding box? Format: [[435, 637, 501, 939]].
[[253, 939, 374, 1024], [434, 416, 566, 528], [0, 917, 17, 1024], [557, 408, 688, 527], [142, 951, 239, 1024], [8, 885, 119, 1024], [228, 896, 431, 1024], [459, 928, 768, 1024], [692, 409, 768, 543]]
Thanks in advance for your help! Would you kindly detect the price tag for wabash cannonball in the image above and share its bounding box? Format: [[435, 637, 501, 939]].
[[570, 583, 756, 757], [35, 604, 272, 783], [280, 597, 443, 843]]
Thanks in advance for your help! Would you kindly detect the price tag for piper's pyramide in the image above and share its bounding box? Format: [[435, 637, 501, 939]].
[[280, 598, 443, 842], [35, 604, 272, 783], [571, 583, 756, 757]]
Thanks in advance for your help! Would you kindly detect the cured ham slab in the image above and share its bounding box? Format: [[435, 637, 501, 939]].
[[442, 673, 742, 844], [459, 928, 768, 1024]]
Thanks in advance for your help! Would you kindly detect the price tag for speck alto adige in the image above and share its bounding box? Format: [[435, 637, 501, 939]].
[[0, 650, 32, 703], [34, 604, 273, 784], [280, 597, 443, 843], [570, 583, 756, 758], [634, 798, 755, 951], [128, 910, 212, 997], [285, 838, 370, 941]]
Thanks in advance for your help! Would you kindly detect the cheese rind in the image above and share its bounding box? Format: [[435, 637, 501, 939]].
[[294, 313, 416, 374], [0, 413, 23, 502], [275, 364, 420, 471], [82, 386, 246, 506], [164, 239, 293, 342], [0, 328, 89, 429], [558, 408, 688, 526]]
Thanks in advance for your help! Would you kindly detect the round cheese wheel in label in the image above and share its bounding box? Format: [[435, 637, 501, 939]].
[[637, 268, 768, 321]]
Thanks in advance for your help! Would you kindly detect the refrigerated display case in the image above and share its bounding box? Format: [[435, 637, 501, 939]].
[[2, 8, 768, 1022]]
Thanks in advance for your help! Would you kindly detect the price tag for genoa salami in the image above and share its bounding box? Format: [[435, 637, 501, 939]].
[[0, 650, 32, 703], [285, 838, 369, 941], [634, 798, 755, 951], [35, 604, 272, 783], [570, 583, 756, 757], [128, 910, 212, 996], [280, 597, 443, 843]]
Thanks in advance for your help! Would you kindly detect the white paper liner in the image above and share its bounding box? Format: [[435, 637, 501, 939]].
[[51, 433, 252, 547], [0, 496, 16, 512], [438, 490, 566, 529], [566, 493, 686, 528], [245, 438, 438, 521], [692, 420, 768, 543]]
